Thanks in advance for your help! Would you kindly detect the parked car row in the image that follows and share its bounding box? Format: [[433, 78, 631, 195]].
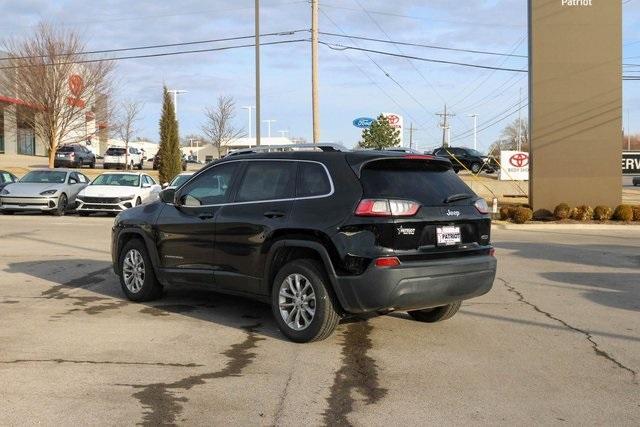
[[52, 144, 149, 170], [0, 169, 162, 216]]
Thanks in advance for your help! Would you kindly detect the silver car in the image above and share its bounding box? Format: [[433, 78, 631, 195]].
[[0, 169, 90, 216]]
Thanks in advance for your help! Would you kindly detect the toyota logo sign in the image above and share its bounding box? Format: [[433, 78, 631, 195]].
[[386, 114, 400, 125], [509, 153, 529, 168]]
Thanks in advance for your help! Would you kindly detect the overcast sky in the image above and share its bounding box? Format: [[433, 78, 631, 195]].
[[1, 0, 639, 152]]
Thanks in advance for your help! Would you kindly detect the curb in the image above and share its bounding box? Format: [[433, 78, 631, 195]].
[[492, 221, 640, 231]]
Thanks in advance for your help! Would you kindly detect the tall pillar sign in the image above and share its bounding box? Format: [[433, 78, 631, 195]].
[[529, 0, 622, 209]]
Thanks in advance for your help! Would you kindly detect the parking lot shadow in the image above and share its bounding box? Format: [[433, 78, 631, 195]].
[[3, 259, 287, 341], [540, 272, 640, 313]]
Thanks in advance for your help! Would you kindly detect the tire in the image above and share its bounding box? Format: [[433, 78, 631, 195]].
[[135, 197, 142, 206], [408, 301, 462, 323], [470, 162, 481, 174], [2, 210, 15, 215], [271, 259, 340, 343], [137, 161, 143, 170], [52, 193, 68, 216], [90, 160, 96, 169], [118, 239, 162, 302]]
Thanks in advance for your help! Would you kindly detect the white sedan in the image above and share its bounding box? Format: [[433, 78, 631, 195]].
[[76, 172, 161, 215]]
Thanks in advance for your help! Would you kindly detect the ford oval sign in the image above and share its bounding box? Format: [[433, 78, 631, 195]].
[[353, 117, 374, 128]]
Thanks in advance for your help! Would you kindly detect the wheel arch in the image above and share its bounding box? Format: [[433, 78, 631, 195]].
[[263, 238, 347, 313], [114, 229, 164, 284]]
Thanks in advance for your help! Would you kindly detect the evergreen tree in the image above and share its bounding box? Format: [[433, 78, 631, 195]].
[[158, 86, 182, 184], [359, 114, 401, 150]]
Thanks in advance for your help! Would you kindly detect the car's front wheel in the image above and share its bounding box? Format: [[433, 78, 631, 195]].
[[470, 162, 481, 174], [118, 239, 162, 302], [52, 193, 67, 216], [408, 301, 461, 323], [271, 259, 340, 343]]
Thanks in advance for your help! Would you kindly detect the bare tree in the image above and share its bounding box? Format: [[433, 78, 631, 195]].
[[0, 23, 115, 167], [202, 95, 244, 156], [488, 118, 530, 156], [115, 100, 143, 169]]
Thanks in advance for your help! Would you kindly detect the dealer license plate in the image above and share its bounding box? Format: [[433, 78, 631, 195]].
[[436, 226, 461, 246]]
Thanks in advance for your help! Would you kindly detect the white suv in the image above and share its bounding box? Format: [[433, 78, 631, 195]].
[[103, 146, 144, 170]]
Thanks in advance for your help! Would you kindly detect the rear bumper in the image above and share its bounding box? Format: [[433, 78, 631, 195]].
[[54, 159, 79, 167], [333, 254, 496, 314], [0, 196, 57, 211]]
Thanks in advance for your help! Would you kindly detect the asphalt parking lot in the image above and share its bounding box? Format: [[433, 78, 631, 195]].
[[1, 216, 638, 425]]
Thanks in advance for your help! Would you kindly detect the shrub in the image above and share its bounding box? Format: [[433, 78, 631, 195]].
[[593, 205, 612, 221], [632, 206, 640, 221], [499, 206, 511, 220], [553, 203, 571, 220], [532, 208, 553, 221], [512, 207, 533, 224], [570, 205, 593, 221], [613, 204, 633, 222]]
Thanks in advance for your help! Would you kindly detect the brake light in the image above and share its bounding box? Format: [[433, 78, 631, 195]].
[[355, 199, 420, 217], [489, 248, 496, 257], [404, 154, 435, 160], [474, 198, 490, 214], [69, 152, 75, 159], [374, 256, 401, 268]]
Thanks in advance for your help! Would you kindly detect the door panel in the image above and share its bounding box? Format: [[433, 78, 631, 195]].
[[213, 160, 297, 295], [155, 161, 240, 286]]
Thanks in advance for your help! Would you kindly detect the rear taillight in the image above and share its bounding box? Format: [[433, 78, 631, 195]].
[[404, 154, 435, 160], [489, 248, 496, 257], [69, 152, 75, 159], [474, 198, 489, 214], [355, 199, 420, 217], [374, 256, 401, 268]]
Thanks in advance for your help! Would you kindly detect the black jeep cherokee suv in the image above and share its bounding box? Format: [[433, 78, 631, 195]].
[[111, 148, 496, 342]]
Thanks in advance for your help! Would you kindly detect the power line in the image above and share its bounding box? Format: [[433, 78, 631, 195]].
[[0, 30, 307, 61], [318, 31, 528, 59], [0, 39, 307, 70], [319, 41, 528, 73]]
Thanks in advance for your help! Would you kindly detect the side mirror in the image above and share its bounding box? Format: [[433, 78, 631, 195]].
[[160, 188, 176, 204]]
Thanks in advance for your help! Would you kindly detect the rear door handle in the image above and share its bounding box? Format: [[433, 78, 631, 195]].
[[264, 211, 285, 219], [198, 213, 214, 220]]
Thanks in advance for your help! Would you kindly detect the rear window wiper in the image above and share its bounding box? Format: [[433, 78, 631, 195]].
[[443, 193, 473, 203]]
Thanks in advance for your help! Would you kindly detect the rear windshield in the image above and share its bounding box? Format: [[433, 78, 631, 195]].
[[360, 160, 473, 206], [106, 147, 126, 155], [92, 174, 140, 187], [57, 146, 75, 153]]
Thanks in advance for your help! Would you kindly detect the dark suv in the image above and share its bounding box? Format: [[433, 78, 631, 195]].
[[432, 146, 496, 174], [111, 146, 496, 342], [54, 144, 96, 168]]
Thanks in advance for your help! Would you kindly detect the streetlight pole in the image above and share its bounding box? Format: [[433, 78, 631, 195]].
[[167, 89, 187, 119], [255, 0, 261, 145], [241, 106, 255, 140], [262, 120, 276, 138], [467, 114, 479, 151]]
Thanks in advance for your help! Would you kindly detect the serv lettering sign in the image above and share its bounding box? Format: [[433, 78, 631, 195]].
[[622, 151, 640, 175]]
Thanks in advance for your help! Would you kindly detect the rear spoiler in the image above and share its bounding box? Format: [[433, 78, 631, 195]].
[[346, 153, 453, 178]]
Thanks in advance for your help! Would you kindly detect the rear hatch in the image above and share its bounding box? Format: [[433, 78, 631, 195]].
[[343, 155, 491, 262]]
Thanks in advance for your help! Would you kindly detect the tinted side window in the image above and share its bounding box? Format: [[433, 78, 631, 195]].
[[77, 173, 88, 184], [179, 162, 238, 206], [69, 172, 79, 183], [236, 161, 296, 202], [145, 175, 156, 185], [297, 162, 331, 197]]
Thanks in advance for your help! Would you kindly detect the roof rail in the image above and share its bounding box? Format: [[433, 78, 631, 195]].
[[226, 143, 346, 157]]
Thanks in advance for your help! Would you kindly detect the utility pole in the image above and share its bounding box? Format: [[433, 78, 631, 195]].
[[436, 104, 455, 147], [311, 0, 320, 143], [627, 109, 631, 151], [241, 106, 255, 140], [467, 114, 479, 151], [409, 123, 414, 150], [262, 119, 276, 138], [255, 0, 261, 145], [517, 87, 522, 152]]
